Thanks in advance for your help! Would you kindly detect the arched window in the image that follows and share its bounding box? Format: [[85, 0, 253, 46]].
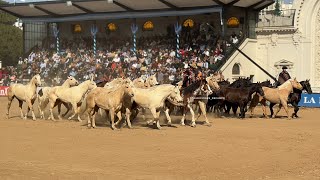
[[232, 63, 240, 75], [143, 21, 154, 31], [107, 23, 117, 32], [183, 19, 194, 28]]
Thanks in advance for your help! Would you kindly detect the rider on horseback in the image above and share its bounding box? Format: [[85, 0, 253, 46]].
[[182, 63, 202, 87], [276, 66, 291, 86]]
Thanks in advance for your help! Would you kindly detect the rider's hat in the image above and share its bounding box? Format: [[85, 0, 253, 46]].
[[282, 66, 288, 69]]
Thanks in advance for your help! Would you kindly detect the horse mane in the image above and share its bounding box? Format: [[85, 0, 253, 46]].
[[278, 79, 293, 90], [183, 80, 203, 95]]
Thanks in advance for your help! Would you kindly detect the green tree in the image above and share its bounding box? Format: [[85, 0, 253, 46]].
[[0, 0, 23, 66], [274, 0, 282, 16]]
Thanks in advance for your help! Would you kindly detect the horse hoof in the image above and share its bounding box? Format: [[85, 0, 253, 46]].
[[32, 118, 36, 121], [111, 127, 119, 131], [180, 123, 185, 126], [191, 123, 196, 128], [204, 122, 212, 127]]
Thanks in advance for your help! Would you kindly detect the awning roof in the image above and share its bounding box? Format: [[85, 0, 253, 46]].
[[0, 0, 274, 22]]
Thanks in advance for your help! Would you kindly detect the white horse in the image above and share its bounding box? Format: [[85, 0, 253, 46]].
[[38, 76, 79, 119], [131, 84, 183, 129], [7, 74, 42, 120], [48, 79, 97, 121]]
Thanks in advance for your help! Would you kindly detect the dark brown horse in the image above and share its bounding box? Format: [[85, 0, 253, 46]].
[[223, 83, 265, 118]]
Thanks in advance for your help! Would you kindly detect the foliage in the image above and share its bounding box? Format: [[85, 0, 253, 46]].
[[274, 0, 282, 16], [0, 0, 23, 66]]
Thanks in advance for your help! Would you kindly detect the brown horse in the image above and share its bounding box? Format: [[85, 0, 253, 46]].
[[252, 78, 303, 119]]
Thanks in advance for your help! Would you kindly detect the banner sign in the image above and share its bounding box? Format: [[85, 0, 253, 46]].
[[298, 93, 320, 107], [0, 86, 42, 97], [0, 86, 9, 96]]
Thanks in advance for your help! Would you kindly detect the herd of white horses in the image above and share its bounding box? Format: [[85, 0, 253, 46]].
[[5, 73, 304, 130]]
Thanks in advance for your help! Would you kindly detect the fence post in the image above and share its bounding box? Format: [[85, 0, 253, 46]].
[[174, 22, 182, 59], [131, 23, 138, 57], [53, 26, 59, 54], [90, 25, 98, 57]]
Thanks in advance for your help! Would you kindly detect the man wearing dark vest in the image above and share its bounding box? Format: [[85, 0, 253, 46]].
[[277, 66, 291, 86]]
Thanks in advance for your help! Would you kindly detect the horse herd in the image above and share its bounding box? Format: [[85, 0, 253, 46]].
[[5, 73, 312, 130]]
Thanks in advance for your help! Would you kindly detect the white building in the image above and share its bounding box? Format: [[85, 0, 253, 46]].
[[221, 0, 320, 92]]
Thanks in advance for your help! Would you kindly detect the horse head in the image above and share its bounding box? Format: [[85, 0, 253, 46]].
[[67, 76, 79, 86], [291, 78, 303, 90], [261, 79, 272, 88], [301, 79, 313, 94], [253, 82, 265, 97], [200, 83, 213, 95], [147, 74, 159, 86], [123, 84, 134, 97], [32, 74, 42, 87], [88, 80, 97, 90], [170, 85, 183, 103], [206, 76, 220, 91]]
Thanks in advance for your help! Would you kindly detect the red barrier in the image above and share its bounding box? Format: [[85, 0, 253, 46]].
[[0, 86, 9, 97]]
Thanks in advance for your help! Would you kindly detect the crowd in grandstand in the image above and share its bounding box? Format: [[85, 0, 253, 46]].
[[0, 23, 242, 86]]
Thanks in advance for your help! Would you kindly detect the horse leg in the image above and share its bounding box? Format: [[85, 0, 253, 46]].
[[199, 101, 211, 126], [77, 103, 83, 122], [155, 110, 161, 130], [181, 105, 188, 126], [260, 99, 269, 118], [114, 111, 123, 127], [18, 100, 24, 119], [6, 88, 14, 119], [232, 105, 238, 116], [188, 104, 196, 127], [164, 108, 172, 126], [150, 108, 161, 130], [292, 101, 299, 118], [272, 104, 282, 119], [67, 103, 78, 120], [48, 95, 58, 121], [57, 102, 63, 120], [125, 108, 133, 129], [62, 102, 71, 117], [86, 108, 93, 128], [25, 98, 36, 120], [109, 108, 118, 130], [281, 99, 291, 119], [38, 97, 43, 119], [91, 106, 99, 128], [269, 103, 276, 118], [248, 94, 259, 118]]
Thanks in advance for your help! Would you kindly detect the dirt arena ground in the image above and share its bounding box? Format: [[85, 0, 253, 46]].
[[1, 97, 320, 180]]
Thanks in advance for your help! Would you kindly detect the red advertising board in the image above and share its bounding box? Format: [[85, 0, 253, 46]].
[[0, 86, 9, 97]]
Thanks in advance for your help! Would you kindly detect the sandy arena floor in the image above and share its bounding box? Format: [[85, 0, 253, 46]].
[[0, 97, 320, 180]]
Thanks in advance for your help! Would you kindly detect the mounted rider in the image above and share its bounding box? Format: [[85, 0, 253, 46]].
[[276, 66, 291, 86], [182, 63, 203, 87]]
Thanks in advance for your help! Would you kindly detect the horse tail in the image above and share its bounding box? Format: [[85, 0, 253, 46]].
[[79, 95, 88, 117], [7, 86, 14, 100]]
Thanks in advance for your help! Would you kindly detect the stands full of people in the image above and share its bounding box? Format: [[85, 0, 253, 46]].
[[0, 23, 243, 86]]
